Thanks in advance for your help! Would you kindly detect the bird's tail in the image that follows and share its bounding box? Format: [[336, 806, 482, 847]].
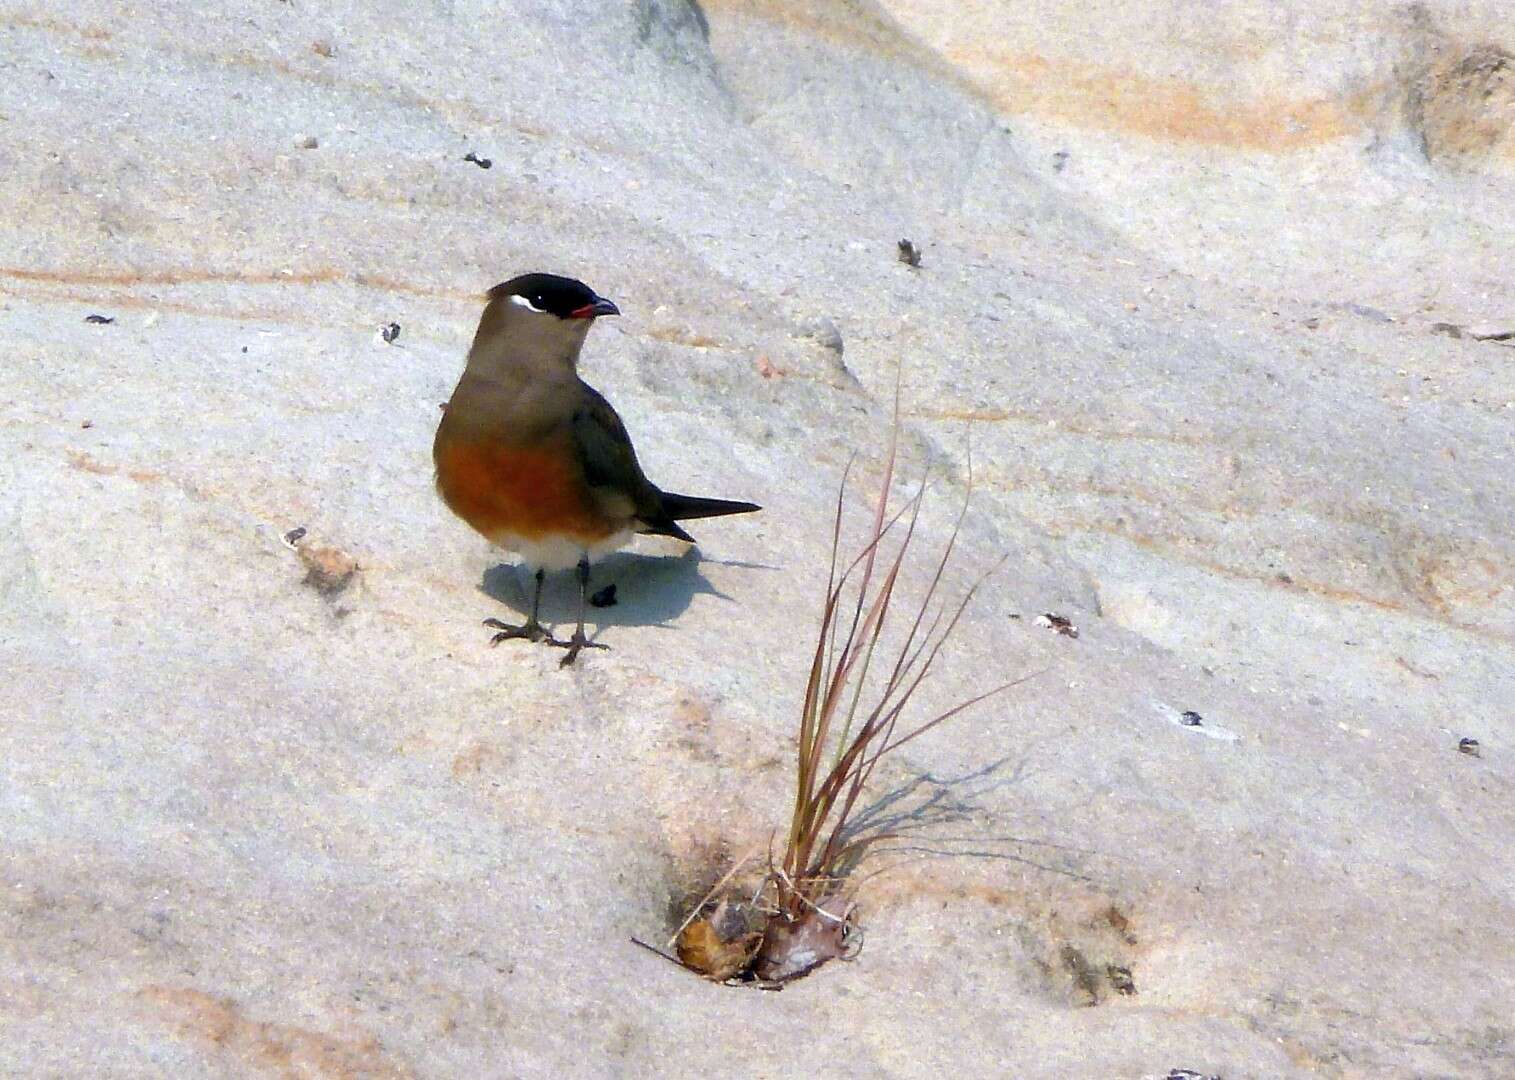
[[660, 492, 762, 521], [638, 492, 760, 543]]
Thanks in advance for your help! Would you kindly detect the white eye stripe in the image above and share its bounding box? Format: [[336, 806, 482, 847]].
[[508, 293, 546, 312]]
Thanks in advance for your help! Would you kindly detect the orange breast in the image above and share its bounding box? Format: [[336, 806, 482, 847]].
[[435, 435, 615, 543]]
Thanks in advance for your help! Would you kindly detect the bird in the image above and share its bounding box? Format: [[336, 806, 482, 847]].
[[433, 272, 761, 665]]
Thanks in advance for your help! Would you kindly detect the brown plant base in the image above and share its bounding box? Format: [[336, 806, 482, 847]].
[[675, 898, 764, 983], [671, 886, 858, 987], [752, 901, 856, 983]]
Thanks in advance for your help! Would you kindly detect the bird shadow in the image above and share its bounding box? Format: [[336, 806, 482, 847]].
[[478, 545, 779, 633]]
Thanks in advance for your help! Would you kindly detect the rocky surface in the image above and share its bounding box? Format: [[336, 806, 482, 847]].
[[2, 1, 1513, 1076]]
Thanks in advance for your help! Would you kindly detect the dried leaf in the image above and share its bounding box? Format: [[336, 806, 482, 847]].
[[675, 901, 762, 982]]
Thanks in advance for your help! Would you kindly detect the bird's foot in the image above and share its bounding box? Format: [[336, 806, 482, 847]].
[[553, 629, 609, 667], [483, 617, 565, 648]]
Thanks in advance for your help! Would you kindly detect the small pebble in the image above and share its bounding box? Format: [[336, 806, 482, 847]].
[[1180, 710, 1204, 727], [1466, 322, 1515, 342], [299, 544, 359, 596], [296, 134, 319, 150], [1458, 737, 1481, 757], [81, 419, 93, 429], [380, 322, 401, 344], [84, 314, 115, 324], [1051, 150, 1069, 172], [799, 316, 843, 355], [463, 151, 493, 169], [590, 583, 618, 608], [1339, 301, 1392, 323], [897, 238, 922, 268], [1034, 612, 1079, 638], [282, 526, 308, 548]]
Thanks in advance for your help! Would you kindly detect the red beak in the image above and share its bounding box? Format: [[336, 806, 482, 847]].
[[569, 297, 620, 319]]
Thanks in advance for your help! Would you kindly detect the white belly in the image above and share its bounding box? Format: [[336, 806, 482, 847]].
[[490, 529, 632, 571]]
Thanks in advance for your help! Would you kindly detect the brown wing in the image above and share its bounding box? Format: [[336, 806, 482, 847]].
[[569, 383, 693, 540]]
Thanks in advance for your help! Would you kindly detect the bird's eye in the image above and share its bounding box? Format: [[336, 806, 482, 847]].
[[508, 292, 547, 313]]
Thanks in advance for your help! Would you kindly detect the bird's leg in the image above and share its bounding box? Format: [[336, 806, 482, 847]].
[[484, 567, 565, 646], [554, 554, 609, 666]]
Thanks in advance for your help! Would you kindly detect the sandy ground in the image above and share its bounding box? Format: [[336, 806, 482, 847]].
[[2, 2, 1513, 1077]]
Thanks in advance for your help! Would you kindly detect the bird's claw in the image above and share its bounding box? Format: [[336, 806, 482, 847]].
[[554, 630, 609, 667], [483, 617, 565, 648]]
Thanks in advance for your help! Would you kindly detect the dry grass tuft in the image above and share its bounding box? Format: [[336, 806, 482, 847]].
[[670, 407, 1024, 986]]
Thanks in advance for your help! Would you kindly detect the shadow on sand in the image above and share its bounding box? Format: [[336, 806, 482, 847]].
[[478, 546, 778, 638], [835, 753, 1107, 886]]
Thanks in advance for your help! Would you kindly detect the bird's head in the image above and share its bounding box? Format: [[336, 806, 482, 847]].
[[469, 272, 619, 371], [491, 272, 619, 324]]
